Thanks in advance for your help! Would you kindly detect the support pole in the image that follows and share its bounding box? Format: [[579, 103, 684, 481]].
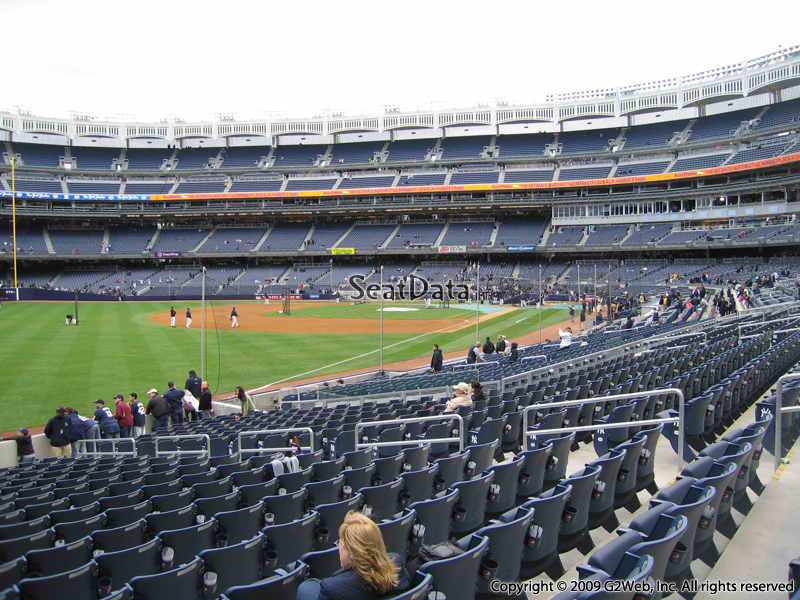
[[201, 266, 206, 381], [379, 265, 384, 375], [538, 264, 543, 345], [11, 157, 18, 289], [475, 261, 480, 343]]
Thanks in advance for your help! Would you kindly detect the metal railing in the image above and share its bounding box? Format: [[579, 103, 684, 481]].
[[522, 388, 685, 473], [237, 427, 315, 456], [738, 315, 800, 342], [75, 437, 137, 457], [155, 434, 211, 458], [774, 372, 800, 471], [355, 414, 465, 452], [650, 331, 707, 346]]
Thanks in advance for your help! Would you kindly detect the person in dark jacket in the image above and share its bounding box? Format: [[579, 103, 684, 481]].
[[3, 428, 35, 463], [164, 381, 185, 425], [146, 388, 170, 430], [466, 342, 480, 364], [44, 407, 72, 457], [185, 370, 202, 399], [508, 342, 519, 363], [129, 393, 146, 437], [430, 344, 443, 373], [495, 335, 506, 354], [296, 511, 410, 600], [482, 337, 495, 354], [94, 399, 120, 438], [198, 381, 213, 418]]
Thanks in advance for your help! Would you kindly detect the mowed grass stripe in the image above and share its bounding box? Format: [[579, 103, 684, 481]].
[[0, 302, 567, 430]]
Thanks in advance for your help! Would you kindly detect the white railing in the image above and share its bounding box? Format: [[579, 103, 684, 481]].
[[355, 414, 465, 453], [237, 427, 315, 456], [522, 388, 686, 473], [773, 372, 800, 471], [154, 434, 211, 458], [75, 437, 137, 457]]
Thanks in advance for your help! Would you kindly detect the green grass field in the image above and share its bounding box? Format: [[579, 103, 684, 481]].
[[0, 301, 567, 430]]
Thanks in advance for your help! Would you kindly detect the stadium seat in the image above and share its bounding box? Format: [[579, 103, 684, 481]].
[[305, 474, 345, 508], [418, 533, 489, 600], [311, 457, 345, 482], [587, 448, 627, 531], [376, 508, 419, 562], [516, 443, 551, 501], [341, 464, 376, 494], [25, 535, 94, 577], [17, 560, 99, 600], [558, 464, 602, 553], [0, 530, 54, 562], [53, 513, 108, 543], [520, 483, 572, 577], [485, 454, 525, 515], [92, 519, 149, 553], [158, 519, 219, 567], [195, 491, 240, 520], [126, 556, 204, 600], [619, 504, 688, 582], [450, 471, 496, 536], [96, 538, 163, 596], [542, 433, 575, 489], [150, 489, 196, 513], [218, 560, 307, 600], [299, 545, 340, 579], [237, 480, 278, 507], [261, 511, 319, 567], [0, 557, 26, 591], [314, 495, 365, 549], [105, 500, 152, 528], [360, 479, 403, 521], [197, 533, 267, 596], [473, 505, 535, 595], [262, 489, 307, 525], [146, 504, 198, 534], [0, 515, 51, 541], [215, 502, 266, 546], [399, 464, 439, 506]]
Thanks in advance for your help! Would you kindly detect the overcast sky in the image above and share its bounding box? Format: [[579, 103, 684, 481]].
[[2, 0, 797, 123]]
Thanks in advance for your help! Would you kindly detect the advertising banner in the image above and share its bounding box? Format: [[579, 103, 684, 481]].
[[154, 251, 183, 258], [331, 248, 355, 255], [506, 245, 537, 252], [438, 245, 467, 254]]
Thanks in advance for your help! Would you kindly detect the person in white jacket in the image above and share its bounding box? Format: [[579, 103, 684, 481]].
[[558, 327, 573, 348]]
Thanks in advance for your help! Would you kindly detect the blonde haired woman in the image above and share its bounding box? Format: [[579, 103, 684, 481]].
[[296, 511, 410, 600]]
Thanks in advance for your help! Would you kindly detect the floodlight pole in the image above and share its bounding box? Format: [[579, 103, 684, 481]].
[[577, 263, 581, 300], [11, 157, 18, 289], [201, 266, 206, 381]]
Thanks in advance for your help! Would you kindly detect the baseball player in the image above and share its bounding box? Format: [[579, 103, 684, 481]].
[[169, 306, 176, 328], [231, 306, 240, 328], [185, 307, 192, 328]]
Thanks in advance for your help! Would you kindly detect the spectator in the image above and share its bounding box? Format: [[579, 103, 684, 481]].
[[44, 407, 72, 457], [508, 341, 519, 363], [482, 337, 495, 355], [236, 385, 254, 417], [471, 381, 485, 403], [430, 344, 443, 373], [146, 388, 170, 430], [129, 392, 146, 437], [94, 399, 121, 439], [114, 394, 133, 437], [198, 381, 213, 419], [183, 389, 200, 421], [65, 407, 95, 456], [495, 335, 506, 354], [466, 341, 481, 364], [444, 382, 473, 413], [164, 381, 186, 425], [185, 369, 202, 398], [295, 511, 410, 600], [2, 428, 35, 464], [558, 327, 573, 348]]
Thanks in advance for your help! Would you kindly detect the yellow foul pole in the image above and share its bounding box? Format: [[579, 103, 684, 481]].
[[11, 156, 18, 288]]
